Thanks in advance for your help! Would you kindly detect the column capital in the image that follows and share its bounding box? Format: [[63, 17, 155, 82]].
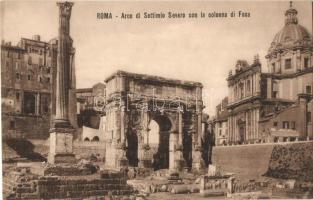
[[57, 2, 74, 18]]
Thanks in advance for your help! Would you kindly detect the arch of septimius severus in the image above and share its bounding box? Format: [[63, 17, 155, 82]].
[[103, 70, 206, 171]]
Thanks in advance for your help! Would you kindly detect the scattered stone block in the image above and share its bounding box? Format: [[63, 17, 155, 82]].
[[200, 189, 225, 197], [160, 184, 168, 192], [171, 185, 190, 194], [285, 179, 296, 189]]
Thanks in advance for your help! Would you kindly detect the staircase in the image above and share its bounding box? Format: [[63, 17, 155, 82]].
[[4, 139, 46, 162]]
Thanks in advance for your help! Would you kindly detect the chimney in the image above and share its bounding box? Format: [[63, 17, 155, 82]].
[[32, 35, 41, 41]]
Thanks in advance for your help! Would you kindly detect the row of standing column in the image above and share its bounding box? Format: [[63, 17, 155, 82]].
[[228, 109, 259, 143]]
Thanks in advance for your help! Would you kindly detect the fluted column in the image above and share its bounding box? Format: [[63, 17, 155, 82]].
[[197, 111, 202, 145], [54, 1, 74, 128], [178, 107, 183, 146], [48, 2, 75, 164], [138, 101, 152, 168], [120, 101, 126, 145], [115, 100, 128, 168]]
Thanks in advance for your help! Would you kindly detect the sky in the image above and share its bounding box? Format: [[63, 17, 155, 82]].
[[1, 1, 312, 115]]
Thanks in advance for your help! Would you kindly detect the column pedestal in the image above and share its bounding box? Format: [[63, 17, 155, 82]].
[[48, 128, 76, 164], [174, 145, 185, 171], [192, 145, 205, 171], [116, 143, 128, 168]]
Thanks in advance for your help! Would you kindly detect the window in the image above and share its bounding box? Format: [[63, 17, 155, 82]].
[[234, 86, 237, 100], [291, 121, 296, 130], [27, 74, 32, 81], [47, 67, 51, 74], [239, 83, 244, 99], [28, 57, 32, 65], [39, 58, 43, 66], [17, 53, 21, 59], [306, 85, 312, 94], [23, 92, 36, 115], [43, 97, 49, 113], [15, 62, 19, 70], [272, 81, 278, 98], [285, 58, 292, 69], [7, 51, 10, 58], [246, 80, 251, 94], [272, 63, 276, 73], [92, 136, 99, 142], [39, 76, 42, 83], [46, 77, 50, 83], [304, 58, 309, 69], [10, 121, 15, 129], [283, 121, 290, 129], [308, 112, 312, 123], [15, 73, 20, 79], [16, 92, 20, 101], [273, 122, 278, 127], [219, 130, 222, 136]]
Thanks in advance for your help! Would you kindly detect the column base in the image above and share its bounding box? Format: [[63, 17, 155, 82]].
[[138, 159, 152, 168], [116, 157, 129, 169], [48, 128, 75, 164], [192, 150, 205, 171], [174, 150, 185, 171], [115, 143, 129, 168]]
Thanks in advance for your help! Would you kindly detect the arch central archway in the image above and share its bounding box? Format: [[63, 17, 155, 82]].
[[148, 115, 172, 170]]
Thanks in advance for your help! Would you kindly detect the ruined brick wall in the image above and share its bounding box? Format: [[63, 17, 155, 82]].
[[5, 171, 133, 199], [2, 114, 50, 139], [265, 142, 313, 181], [32, 140, 106, 160], [73, 141, 106, 160]]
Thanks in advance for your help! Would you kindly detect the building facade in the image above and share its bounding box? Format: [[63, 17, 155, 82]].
[[1, 36, 57, 139], [215, 3, 313, 145], [76, 82, 106, 141], [213, 97, 228, 145], [1, 35, 77, 139]]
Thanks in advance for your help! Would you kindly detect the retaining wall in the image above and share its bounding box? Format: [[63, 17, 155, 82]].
[[212, 141, 313, 181]]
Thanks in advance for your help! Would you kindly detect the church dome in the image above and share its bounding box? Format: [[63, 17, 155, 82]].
[[268, 3, 312, 54]]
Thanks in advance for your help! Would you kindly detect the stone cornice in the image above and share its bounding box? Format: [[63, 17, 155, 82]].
[[266, 44, 313, 59], [105, 70, 203, 88], [227, 95, 262, 110], [262, 67, 313, 79]]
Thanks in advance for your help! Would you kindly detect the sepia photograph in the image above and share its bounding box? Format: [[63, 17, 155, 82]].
[[1, 0, 313, 199]]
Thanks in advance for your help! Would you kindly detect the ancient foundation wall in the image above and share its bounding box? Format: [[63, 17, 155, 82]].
[[73, 141, 106, 160], [264, 142, 313, 181], [212, 141, 313, 181], [5, 170, 133, 199], [3, 139, 106, 162], [212, 143, 274, 181], [2, 115, 51, 139]]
